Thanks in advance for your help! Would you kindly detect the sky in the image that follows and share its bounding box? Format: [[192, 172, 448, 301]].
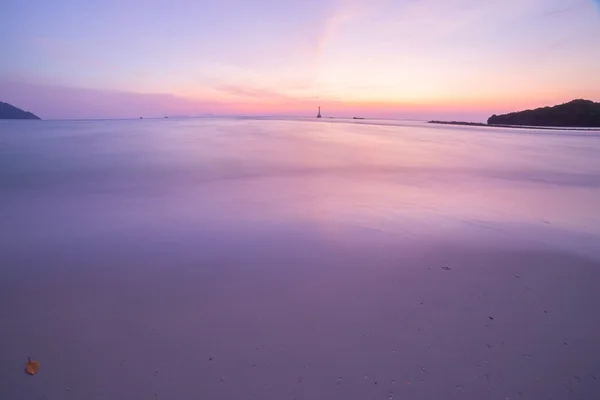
[[1, 0, 600, 120]]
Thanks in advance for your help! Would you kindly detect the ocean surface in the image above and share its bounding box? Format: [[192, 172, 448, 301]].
[[1, 117, 600, 399]]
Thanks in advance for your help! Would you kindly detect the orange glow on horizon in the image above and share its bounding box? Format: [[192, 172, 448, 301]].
[[175, 92, 594, 119]]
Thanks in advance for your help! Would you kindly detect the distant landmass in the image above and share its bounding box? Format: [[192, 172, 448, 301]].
[[0, 101, 41, 120], [429, 99, 600, 130], [488, 99, 600, 127]]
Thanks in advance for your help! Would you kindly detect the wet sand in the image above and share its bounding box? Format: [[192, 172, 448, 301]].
[[2, 236, 600, 399]]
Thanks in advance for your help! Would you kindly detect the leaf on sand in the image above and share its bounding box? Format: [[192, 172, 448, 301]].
[[25, 358, 40, 375]]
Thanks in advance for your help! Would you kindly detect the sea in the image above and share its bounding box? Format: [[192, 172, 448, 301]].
[[1, 117, 599, 399]]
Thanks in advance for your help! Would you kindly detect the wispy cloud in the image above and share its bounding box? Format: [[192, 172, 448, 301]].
[[2, 77, 586, 122], [213, 85, 301, 102], [545, 5, 577, 16], [313, 2, 361, 59], [0, 80, 216, 119]]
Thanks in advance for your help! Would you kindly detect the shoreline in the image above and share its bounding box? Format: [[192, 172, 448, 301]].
[[428, 120, 600, 131]]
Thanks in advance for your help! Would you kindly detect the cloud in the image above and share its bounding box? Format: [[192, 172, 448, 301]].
[[314, 3, 360, 59], [1, 77, 576, 122], [214, 85, 299, 102], [545, 5, 577, 16], [212, 82, 325, 105], [0, 78, 490, 121], [0, 80, 216, 119]]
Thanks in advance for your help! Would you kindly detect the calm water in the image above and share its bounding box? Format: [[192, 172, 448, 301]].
[[1, 118, 600, 399], [1, 117, 599, 258]]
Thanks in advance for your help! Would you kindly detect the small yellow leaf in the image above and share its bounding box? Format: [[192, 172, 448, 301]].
[[25, 358, 40, 375]]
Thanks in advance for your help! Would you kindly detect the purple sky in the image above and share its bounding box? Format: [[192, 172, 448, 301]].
[[2, 0, 600, 120]]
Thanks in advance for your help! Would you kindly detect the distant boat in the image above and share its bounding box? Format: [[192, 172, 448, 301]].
[[317, 106, 322, 118], [353, 117, 364, 120]]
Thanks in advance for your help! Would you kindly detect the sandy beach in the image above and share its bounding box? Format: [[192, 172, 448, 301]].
[[1, 118, 600, 399]]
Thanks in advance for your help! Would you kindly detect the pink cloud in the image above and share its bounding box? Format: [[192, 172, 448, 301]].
[[2, 79, 588, 122], [0, 80, 218, 119]]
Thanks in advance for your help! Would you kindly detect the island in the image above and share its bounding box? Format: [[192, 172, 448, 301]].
[[429, 99, 600, 130], [0, 101, 41, 120], [488, 99, 600, 127]]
